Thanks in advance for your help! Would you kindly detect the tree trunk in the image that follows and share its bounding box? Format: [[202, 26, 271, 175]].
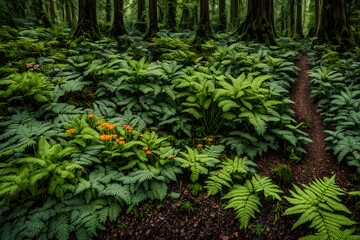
[[109, 0, 127, 37], [181, 0, 190, 29], [144, 0, 159, 39], [106, 0, 111, 22], [137, 0, 147, 32], [193, 5, 198, 28], [166, 0, 177, 31], [315, 0, 319, 32], [66, 2, 72, 27], [49, 0, 56, 22], [232, 0, 277, 45], [290, 0, 295, 35], [71, 2, 77, 27], [219, 0, 226, 31], [295, 0, 304, 37], [36, 0, 52, 27], [231, 0, 239, 30], [317, 0, 356, 46], [192, 0, 213, 45], [71, 0, 101, 41], [303, 0, 306, 29]]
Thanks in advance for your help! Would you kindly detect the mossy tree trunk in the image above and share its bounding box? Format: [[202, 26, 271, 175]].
[[192, 0, 213, 45], [308, 0, 319, 36], [231, 0, 239, 30], [72, 0, 101, 41], [166, 0, 177, 31], [144, 0, 159, 39], [106, 0, 111, 23], [71, 2, 77, 27], [295, 0, 304, 37], [49, 0, 56, 23], [180, 0, 191, 29], [35, 0, 52, 28], [219, 0, 226, 31], [109, 0, 127, 37], [289, 0, 295, 35], [66, 2, 72, 27], [317, 0, 356, 46], [232, 0, 277, 46], [137, 0, 147, 32]]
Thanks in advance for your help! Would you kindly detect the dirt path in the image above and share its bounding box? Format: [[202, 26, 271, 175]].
[[257, 55, 354, 189]]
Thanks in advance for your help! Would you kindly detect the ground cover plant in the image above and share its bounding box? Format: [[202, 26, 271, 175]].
[[0, 0, 360, 239]]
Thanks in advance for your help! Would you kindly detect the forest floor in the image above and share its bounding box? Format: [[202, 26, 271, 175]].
[[97, 56, 359, 240]]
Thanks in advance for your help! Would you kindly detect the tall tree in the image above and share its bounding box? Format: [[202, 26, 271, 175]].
[[314, 0, 320, 32], [317, 0, 356, 46], [166, 0, 177, 31], [295, 0, 304, 37], [49, 0, 56, 22], [35, 0, 52, 27], [231, 0, 239, 29], [109, 0, 127, 37], [66, 1, 72, 27], [232, 0, 277, 45], [137, 0, 147, 32], [144, 0, 159, 39], [290, 0, 295, 35], [106, 0, 111, 23], [180, 0, 191, 29], [219, 0, 226, 31], [192, 0, 213, 44], [71, 2, 77, 27], [72, 0, 101, 41]]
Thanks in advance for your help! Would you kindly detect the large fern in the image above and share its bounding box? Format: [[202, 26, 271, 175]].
[[283, 175, 359, 240]]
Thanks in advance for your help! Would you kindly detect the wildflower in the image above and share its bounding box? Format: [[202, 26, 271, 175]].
[[123, 124, 128, 128], [105, 135, 112, 140], [43, 81, 46, 84], [112, 134, 118, 138], [128, 130, 131, 133], [119, 137, 125, 140], [143, 147, 148, 150], [99, 134, 106, 140], [197, 144, 203, 148], [140, 134, 145, 137], [26, 64, 33, 68], [52, 79, 54, 81], [146, 150, 152, 154], [216, 170, 219, 173], [65, 130, 71, 134], [88, 114, 94, 118], [70, 129, 75, 133], [207, 138, 213, 142], [119, 141, 125, 145], [203, 137, 207, 140], [96, 121, 101, 125], [168, 154, 175, 159], [33, 64, 40, 69], [116, 139, 120, 143], [148, 43, 155, 47]]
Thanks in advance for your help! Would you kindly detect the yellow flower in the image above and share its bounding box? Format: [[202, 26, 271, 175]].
[[140, 134, 145, 137], [143, 147, 148, 150], [119, 141, 125, 145], [119, 137, 125, 140]]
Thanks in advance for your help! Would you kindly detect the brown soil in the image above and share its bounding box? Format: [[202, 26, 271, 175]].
[[97, 56, 359, 240]]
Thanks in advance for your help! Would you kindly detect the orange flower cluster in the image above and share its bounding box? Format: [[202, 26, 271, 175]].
[[99, 134, 118, 140], [168, 154, 175, 159], [122, 125, 134, 130], [65, 129, 75, 134], [206, 138, 213, 142], [143, 147, 148, 150], [101, 122, 116, 130], [88, 114, 94, 118], [115, 139, 126, 145]]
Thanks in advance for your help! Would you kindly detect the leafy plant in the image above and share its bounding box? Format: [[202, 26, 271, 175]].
[[270, 164, 293, 187], [252, 223, 266, 238], [283, 175, 359, 240], [187, 182, 203, 197], [179, 200, 195, 216]]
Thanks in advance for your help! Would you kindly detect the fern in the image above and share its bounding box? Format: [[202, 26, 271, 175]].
[[283, 175, 359, 240]]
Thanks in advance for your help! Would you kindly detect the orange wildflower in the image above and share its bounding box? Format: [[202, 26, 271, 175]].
[[216, 170, 219, 173], [113, 134, 118, 138], [203, 137, 207, 140], [116, 139, 120, 143], [207, 138, 213, 142], [143, 147, 148, 150], [146, 150, 152, 154], [119, 137, 125, 140], [119, 141, 125, 145], [88, 114, 94, 118], [140, 134, 145, 137], [65, 130, 71, 134], [197, 144, 203, 148], [168, 154, 175, 159], [70, 129, 75, 133], [99, 134, 106, 140]]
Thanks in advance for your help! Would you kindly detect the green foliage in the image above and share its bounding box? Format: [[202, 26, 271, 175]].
[[252, 223, 266, 238], [179, 200, 195, 216], [222, 174, 282, 229], [270, 164, 293, 187], [283, 175, 359, 240], [187, 182, 203, 196], [0, 71, 54, 103], [175, 145, 221, 182]]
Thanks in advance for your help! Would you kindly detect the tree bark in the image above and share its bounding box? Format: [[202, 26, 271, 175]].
[[192, 0, 213, 45], [315, 0, 319, 31], [49, 0, 56, 22], [71, 2, 77, 27], [290, 0, 295, 35], [144, 0, 159, 39], [106, 0, 111, 23], [232, 0, 277, 45], [317, 0, 356, 46], [231, 0, 239, 30], [109, 0, 127, 37], [219, 0, 226, 31], [137, 0, 147, 32], [166, 0, 177, 31], [71, 0, 101, 41], [66, 2, 72, 27], [180, 0, 190, 29], [295, 0, 304, 37]]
